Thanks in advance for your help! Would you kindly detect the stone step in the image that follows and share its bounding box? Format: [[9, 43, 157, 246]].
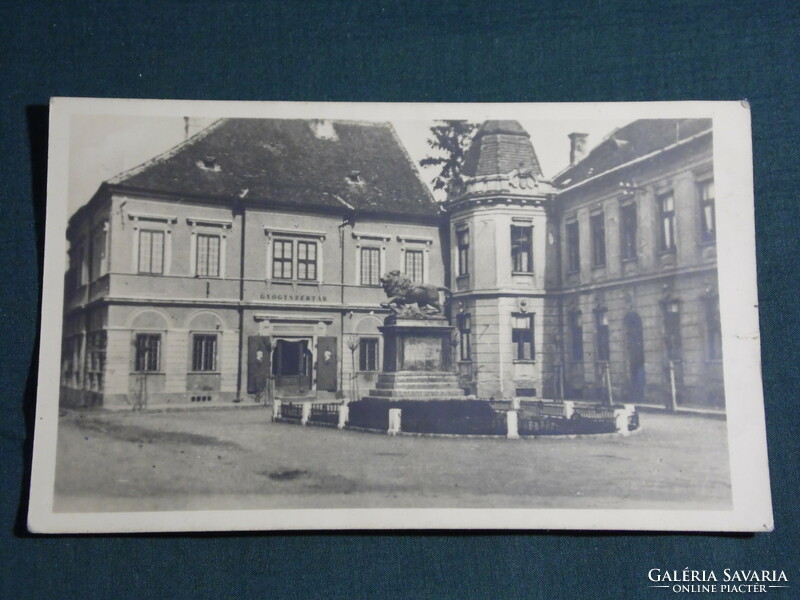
[[361, 395, 477, 403], [378, 372, 460, 382], [367, 388, 468, 398]]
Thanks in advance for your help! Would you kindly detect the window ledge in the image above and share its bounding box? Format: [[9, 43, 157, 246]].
[[513, 360, 536, 365], [658, 248, 677, 256], [699, 238, 717, 247], [621, 256, 638, 264], [591, 264, 606, 270], [188, 371, 221, 375], [512, 271, 534, 277], [269, 278, 323, 285]]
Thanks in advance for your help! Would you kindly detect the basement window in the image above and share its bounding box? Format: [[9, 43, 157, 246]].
[[196, 156, 221, 172]]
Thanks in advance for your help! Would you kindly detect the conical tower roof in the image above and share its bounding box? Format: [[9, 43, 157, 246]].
[[462, 120, 543, 178]]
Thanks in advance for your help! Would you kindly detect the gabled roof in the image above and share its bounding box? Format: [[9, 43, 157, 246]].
[[110, 119, 438, 218], [553, 118, 712, 188], [462, 120, 544, 179]]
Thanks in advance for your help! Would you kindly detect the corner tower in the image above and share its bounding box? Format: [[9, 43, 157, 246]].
[[445, 121, 559, 399]]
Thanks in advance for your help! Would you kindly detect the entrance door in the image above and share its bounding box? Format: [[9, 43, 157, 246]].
[[272, 339, 313, 396], [316, 336, 337, 392], [624, 312, 646, 403], [247, 336, 271, 396]]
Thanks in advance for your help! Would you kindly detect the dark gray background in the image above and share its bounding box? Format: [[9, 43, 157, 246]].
[[2, 2, 798, 598]]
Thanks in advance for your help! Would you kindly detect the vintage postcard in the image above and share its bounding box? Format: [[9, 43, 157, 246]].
[[28, 98, 772, 532]]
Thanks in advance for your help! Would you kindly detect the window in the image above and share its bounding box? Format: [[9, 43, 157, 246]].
[[272, 239, 294, 280], [569, 311, 584, 362], [457, 313, 472, 361], [566, 221, 580, 273], [90, 226, 107, 280], [456, 228, 469, 276], [86, 331, 106, 392], [591, 213, 606, 267], [138, 230, 164, 274], [663, 301, 682, 361], [511, 225, 533, 273], [405, 249, 424, 282], [196, 234, 220, 277], [134, 334, 161, 372], [658, 192, 676, 252], [512, 313, 535, 361], [705, 297, 722, 360], [595, 309, 610, 362], [699, 179, 715, 242], [297, 241, 317, 281], [359, 338, 379, 371], [620, 204, 637, 261], [360, 247, 381, 286], [192, 334, 217, 371], [267, 235, 321, 282]]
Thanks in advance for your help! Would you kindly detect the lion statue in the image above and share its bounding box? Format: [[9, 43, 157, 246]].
[[379, 270, 451, 315]]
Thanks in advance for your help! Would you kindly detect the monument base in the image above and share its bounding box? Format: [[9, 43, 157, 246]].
[[363, 314, 473, 402]]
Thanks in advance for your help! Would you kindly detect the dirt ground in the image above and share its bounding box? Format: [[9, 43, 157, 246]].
[[53, 407, 732, 512]]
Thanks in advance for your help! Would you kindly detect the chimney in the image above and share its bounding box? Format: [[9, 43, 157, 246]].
[[568, 132, 589, 165], [183, 117, 208, 140]]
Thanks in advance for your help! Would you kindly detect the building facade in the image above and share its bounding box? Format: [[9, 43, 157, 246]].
[[61, 119, 444, 407], [448, 118, 722, 409], [61, 116, 723, 411]]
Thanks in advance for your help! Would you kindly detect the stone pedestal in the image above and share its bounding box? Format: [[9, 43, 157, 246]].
[[361, 315, 473, 403], [380, 315, 453, 372]]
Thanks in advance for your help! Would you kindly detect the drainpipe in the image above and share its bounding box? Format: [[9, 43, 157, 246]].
[[235, 201, 246, 400], [337, 210, 356, 397]]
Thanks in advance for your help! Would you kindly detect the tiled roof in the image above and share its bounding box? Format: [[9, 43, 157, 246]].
[[111, 119, 438, 218], [462, 120, 544, 178], [553, 118, 712, 187]]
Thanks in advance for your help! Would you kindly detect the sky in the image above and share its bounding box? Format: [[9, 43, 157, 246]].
[[67, 115, 628, 215]]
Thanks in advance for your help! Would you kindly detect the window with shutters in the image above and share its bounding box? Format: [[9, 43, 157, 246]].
[[511, 225, 533, 273], [359, 338, 379, 371], [591, 212, 606, 267], [620, 203, 637, 261], [196, 233, 221, 278], [705, 297, 722, 360], [134, 334, 161, 372], [457, 313, 472, 361], [138, 230, 164, 274], [192, 334, 217, 371], [699, 179, 716, 243], [456, 228, 469, 276], [404, 249, 424, 282], [595, 309, 610, 362], [569, 311, 584, 362], [360, 247, 381, 286], [512, 313, 535, 361], [297, 240, 317, 281], [272, 239, 294, 280], [663, 301, 682, 361], [566, 221, 580, 273], [658, 192, 676, 252]]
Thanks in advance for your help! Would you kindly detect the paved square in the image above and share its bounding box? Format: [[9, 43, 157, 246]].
[[54, 408, 731, 512]]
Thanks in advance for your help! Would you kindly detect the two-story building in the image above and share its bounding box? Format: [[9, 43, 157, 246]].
[[61, 118, 444, 407], [447, 118, 721, 409], [61, 115, 723, 412], [552, 118, 721, 409]]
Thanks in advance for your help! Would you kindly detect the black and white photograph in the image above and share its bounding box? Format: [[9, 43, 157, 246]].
[[28, 99, 771, 533]]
